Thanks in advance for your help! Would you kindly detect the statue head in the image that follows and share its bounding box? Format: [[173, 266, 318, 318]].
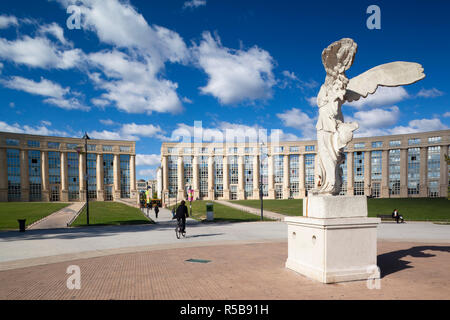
[[322, 38, 357, 77]]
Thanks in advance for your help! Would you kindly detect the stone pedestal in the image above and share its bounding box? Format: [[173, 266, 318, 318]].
[[285, 195, 380, 284]]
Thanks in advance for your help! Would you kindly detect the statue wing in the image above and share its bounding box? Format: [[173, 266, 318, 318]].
[[344, 61, 425, 102]]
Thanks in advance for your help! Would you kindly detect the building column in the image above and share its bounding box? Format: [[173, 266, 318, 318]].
[[237, 155, 245, 200], [347, 152, 354, 195], [42, 151, 50, 202], [96, 154, 104, 201], [178, 156, 185, 200], [20, 150, 29, 202], [299, 154, 305, 198], [222, 156, 230, 200], [440, 145, 449, 197], [419, 147, 428, 197], [78, 153, 86, 201], [283, 155, 290, 199], [192, 156, 199, 200], [381, 150, 389, 198], [130, 154, 136, 201], [252, 155, 260, 200], [400, 148, 408, 197], [113, 154, 121, 200], [0, 148, 7, 201], [364, 151, 372, 196], [60, 152, 69, 202], [268, 155, 275, 199], [208, 156, 215, 200]]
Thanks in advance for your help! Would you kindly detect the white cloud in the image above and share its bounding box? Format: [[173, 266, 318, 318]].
[[0, 120, 68, 136], [443, 112, 450, 118], [0, 15, 18, 29], [194, 31, 276, 105], [306, 96, 317, 107], [43, 97, 90, 111], [138, 168, 157, 179], [91, 98, 110, 108], [276, 108, 316, 139], [136, 154, 161, 166], [183, 0, 207, 9], [90, 122, 166, 141], [345, 86, 409, 109], [416, 88, 444, 98], [282, 70, 298, 81], [1, 76, 69, 98], [351, 106, 400, 130], [38, 23, 70, 46], [99, 119, 116, 126], [389, 118, 448, 135], [0, 35, 83, 69]]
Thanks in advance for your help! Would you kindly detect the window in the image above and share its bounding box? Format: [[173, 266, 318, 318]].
[[48, 142, 60, 149], [289, 146, 299, 153], [48, 152, 61, 185], [214, 156, 223, 198], [261, 154, 268, 197], [6, 139, 19, 146], [305, 145, 315, 152], [289, 155, 299, 197], [184, 156, 193, 189], [274, 155, 284, 184], [428, 136, 441, 143], [244, 155, 253, 198], [27, 140, 40, 148], [102, 145, 113, 152], [408, 148, 420, 195], [68, 152, 79, 200], [168, 147, 177, 154], [229, 156, 238, 185], [275, 184, 283, 199], [120, 155, 130, 198], [389, 149, 400, 195], [389, 140, 401, 147], [372, 141, 383, 148], [168, 155, 178, 198], [428, 146, 440, 197], [199, 147, 208, 154], [199, 156, 208, 198], [119, 146, 130, 152], [354, 143, 365, 149], [28, 150, 42, 201], [354, 151, 365, 195], [213, 147, 223, 153], [408, 138, 421, 146], [87, 144, 97, 151], [103, 154, 114, 187], [274, 146, 284, 153], [87, 153, 97, 199], [183, 147, 192, 154], [305, 154, 315, 193], [339, 153, 347, 195], [244, 147, 253, 153], [7, 149, 21, 201], [371, 151, 382, 181], [67, 143, 78, 150], [228, 147, 238, 154]]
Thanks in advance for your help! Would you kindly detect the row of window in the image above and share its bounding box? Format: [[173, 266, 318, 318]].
[[6, 150, 130, 201], [4, 139, 131, 152]]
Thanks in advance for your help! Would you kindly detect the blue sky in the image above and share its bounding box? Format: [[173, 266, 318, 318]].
[[0, 0, 449, 180]]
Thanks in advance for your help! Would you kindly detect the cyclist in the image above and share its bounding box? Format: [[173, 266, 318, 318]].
[[174, 200, 189, 234]]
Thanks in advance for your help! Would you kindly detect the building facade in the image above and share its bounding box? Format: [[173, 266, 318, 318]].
[[160, 130, 450, 203], [0, 132, 137, 202]]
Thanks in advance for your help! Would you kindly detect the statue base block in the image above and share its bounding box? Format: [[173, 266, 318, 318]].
[[285, 196, 380, 283]]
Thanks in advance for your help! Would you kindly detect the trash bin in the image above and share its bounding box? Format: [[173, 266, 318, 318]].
[[18, 219, 26, 232], [206, 203, 214, 221]]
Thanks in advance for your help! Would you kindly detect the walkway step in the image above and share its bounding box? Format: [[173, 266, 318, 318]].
[[214, 200, 284, 221]]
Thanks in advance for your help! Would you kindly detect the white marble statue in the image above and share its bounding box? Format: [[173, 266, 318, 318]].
[[312, 38, 425, 195]]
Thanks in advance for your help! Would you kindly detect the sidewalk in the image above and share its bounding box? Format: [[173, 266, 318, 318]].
[[215, 200, 285, 221], [27, 202, 85, 230]]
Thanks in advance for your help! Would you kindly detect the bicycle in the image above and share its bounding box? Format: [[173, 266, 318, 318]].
[[175, 219, 186, 239]]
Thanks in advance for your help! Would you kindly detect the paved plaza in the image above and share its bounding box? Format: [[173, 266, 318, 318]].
[[0, 207, 449, 300]]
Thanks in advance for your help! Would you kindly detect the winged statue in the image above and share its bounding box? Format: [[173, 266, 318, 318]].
[[312, 38, 425, 195]]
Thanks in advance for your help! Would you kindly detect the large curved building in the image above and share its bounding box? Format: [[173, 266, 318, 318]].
[[160, 130, 450, 203]]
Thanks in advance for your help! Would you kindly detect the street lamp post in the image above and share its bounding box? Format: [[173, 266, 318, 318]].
[[259, 140, 264, 221], [83, 132, 91, 225]]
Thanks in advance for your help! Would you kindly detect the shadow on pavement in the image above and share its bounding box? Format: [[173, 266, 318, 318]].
[[378, 245, 450, 278]]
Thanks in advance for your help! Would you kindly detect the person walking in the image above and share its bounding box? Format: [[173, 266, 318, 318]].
[[392, 209, 404, 223], [174, 200, 189, 233], [154, 204, 159, 219]]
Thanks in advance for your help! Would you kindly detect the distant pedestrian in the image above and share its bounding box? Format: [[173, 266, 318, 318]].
[[171, 207, 175, 218], [154, 205, 159, 219]]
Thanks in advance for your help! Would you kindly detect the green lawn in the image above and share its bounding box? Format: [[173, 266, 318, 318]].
[[232, 198, 450, 221], [71, 201, 153, 227], [170, 200, 273, 222], [0, 202, 69, 230]]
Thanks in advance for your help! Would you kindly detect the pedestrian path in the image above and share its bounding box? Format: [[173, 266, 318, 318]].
[[140, 206, 197, 225], [214, 200, 285, 221], [27, 202, 86, 230]]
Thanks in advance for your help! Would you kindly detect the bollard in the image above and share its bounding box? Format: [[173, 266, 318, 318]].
[[18, 219, 26, 232]]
